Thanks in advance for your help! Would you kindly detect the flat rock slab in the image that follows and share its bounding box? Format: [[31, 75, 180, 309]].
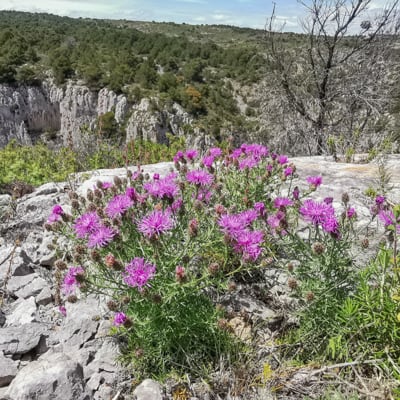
[[133, 379, 164, 400], [6, 273, 49, 299], [5, 352, 88, 400], [5, 297, 37, 326], [0, 352, 19, 387], [291, 155, 400, 201], [0, 247, 32, 285], [0, 323, 47, 355]]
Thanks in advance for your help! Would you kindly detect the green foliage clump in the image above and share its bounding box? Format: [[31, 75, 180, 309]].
[[0, 135, 185, 189], [0, 140, 78, 186]]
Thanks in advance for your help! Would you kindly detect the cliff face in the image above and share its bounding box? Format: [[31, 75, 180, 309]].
[[0, 81, 205, 149]]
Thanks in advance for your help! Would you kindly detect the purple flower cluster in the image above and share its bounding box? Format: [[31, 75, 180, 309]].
[[73, 211, 117, 248], [219, 209, 263, 261], [306, 176, 323, 188], [274, 197, 294, 209], [106, 194, 133, 218], [186, 170, 214, 186], [300, 199, 339, 235], [138, 209, 174, 238], [74, 212, 101, 238], [124, 257, 156, 289], [379, 209, 400, 233], [114, 312, 127, 326], [62, 266, 84, 295], [144, 173, 179, 200], [47, 204, 64, 223], [87, 226, 117, 248]]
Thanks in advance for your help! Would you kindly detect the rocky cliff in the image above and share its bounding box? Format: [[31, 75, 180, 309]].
[[0, 81, 209, 150]]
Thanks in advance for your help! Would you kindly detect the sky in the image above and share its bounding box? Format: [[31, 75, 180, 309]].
[[0, 0, 392, 32], [0, 0, 309, 32]]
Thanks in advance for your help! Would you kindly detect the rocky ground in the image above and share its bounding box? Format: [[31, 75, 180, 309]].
[[0, 155, 399, 400]]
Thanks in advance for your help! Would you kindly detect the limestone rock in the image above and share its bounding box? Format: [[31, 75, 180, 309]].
[[5, 297, 37, 326], [36, 286, 53, 306], [5, 352, 88, 400], [57, 297, 101, 350], [0, 323, 47, 355], [6, 273, 48, 299], [133, 379, 164, 400], [0, 246, 32, 285], [0, 352, 19, 387]]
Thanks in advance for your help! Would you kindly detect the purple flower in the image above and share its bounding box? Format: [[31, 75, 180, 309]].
[[239, 156, 258, 170], [102, 182, 113, 189], [274, 197, 294, 208], [254, 202, 266, 217], [202, 155, 215, 168], [241, 144, 268, 158], [185, 149, 198, 160], [277, 155, 288, 165], [173, 150, 184, 163], [106, 194, 133, 218], [218, 209, 257, 238], [58, 305, 67, 317], [144, 173, 179, 199], [219, 214, 246, 237], [324, 197, 334, 204], [125, 187, 137, 201], [238, 209, 258, 225], [322, 214, 339, 234], [234, 230, 264, 261], [153, 173, 160, 180], [52, 205, 64, 215], [266, 164, 274, 172], [375, 195, 386, 206], [300, 199, 334, 226], [62, 266, 84, 295], [87, 226, 117, 248], [347, 207, 356, 219], [284, 166, 294, 176], [379, 210, 400, 233], [47, 205, 64, 223], [186, 170, 214, 186], [231, 148, 243, 159], [197, 189, 213, 203], [306, 176, 323, 187], [74, 212, 101, 238], [267, 214, 280, 229], [124, 257, 156, 289], [209, 147, 222, 157], [300, 199, 340, 236], [170, 198, 183, 213], [114, 312, 127, 326], [138, 209, 174, 238]]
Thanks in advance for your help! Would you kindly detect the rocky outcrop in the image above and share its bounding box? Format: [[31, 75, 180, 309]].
[[0, 156, 399, 399], [0, 81, 210, 150]]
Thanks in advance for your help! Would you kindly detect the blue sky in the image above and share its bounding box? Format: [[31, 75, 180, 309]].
[[0, 0, 389, 32], [0, 0, 305, 31]]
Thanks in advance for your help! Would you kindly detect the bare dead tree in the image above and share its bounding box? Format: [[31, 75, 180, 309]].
[[262, 0, 400, 156]]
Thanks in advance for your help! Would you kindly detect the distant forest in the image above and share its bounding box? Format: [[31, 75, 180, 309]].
[[0, 11, 277, 136]]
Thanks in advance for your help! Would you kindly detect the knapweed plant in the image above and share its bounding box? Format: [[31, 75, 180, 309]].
[[46, 143, 399, 382]]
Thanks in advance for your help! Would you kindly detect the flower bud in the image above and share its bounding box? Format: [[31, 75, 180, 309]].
[[208, 262, 219, 276], [312, 242, 325, 255], [305, 292, 315, 302], [287, 277, 298, 290], [67, 294, 78, 303], [175, 265, 186, 283], [113, 176, 122, 187], [55, 259, 68, 270]]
